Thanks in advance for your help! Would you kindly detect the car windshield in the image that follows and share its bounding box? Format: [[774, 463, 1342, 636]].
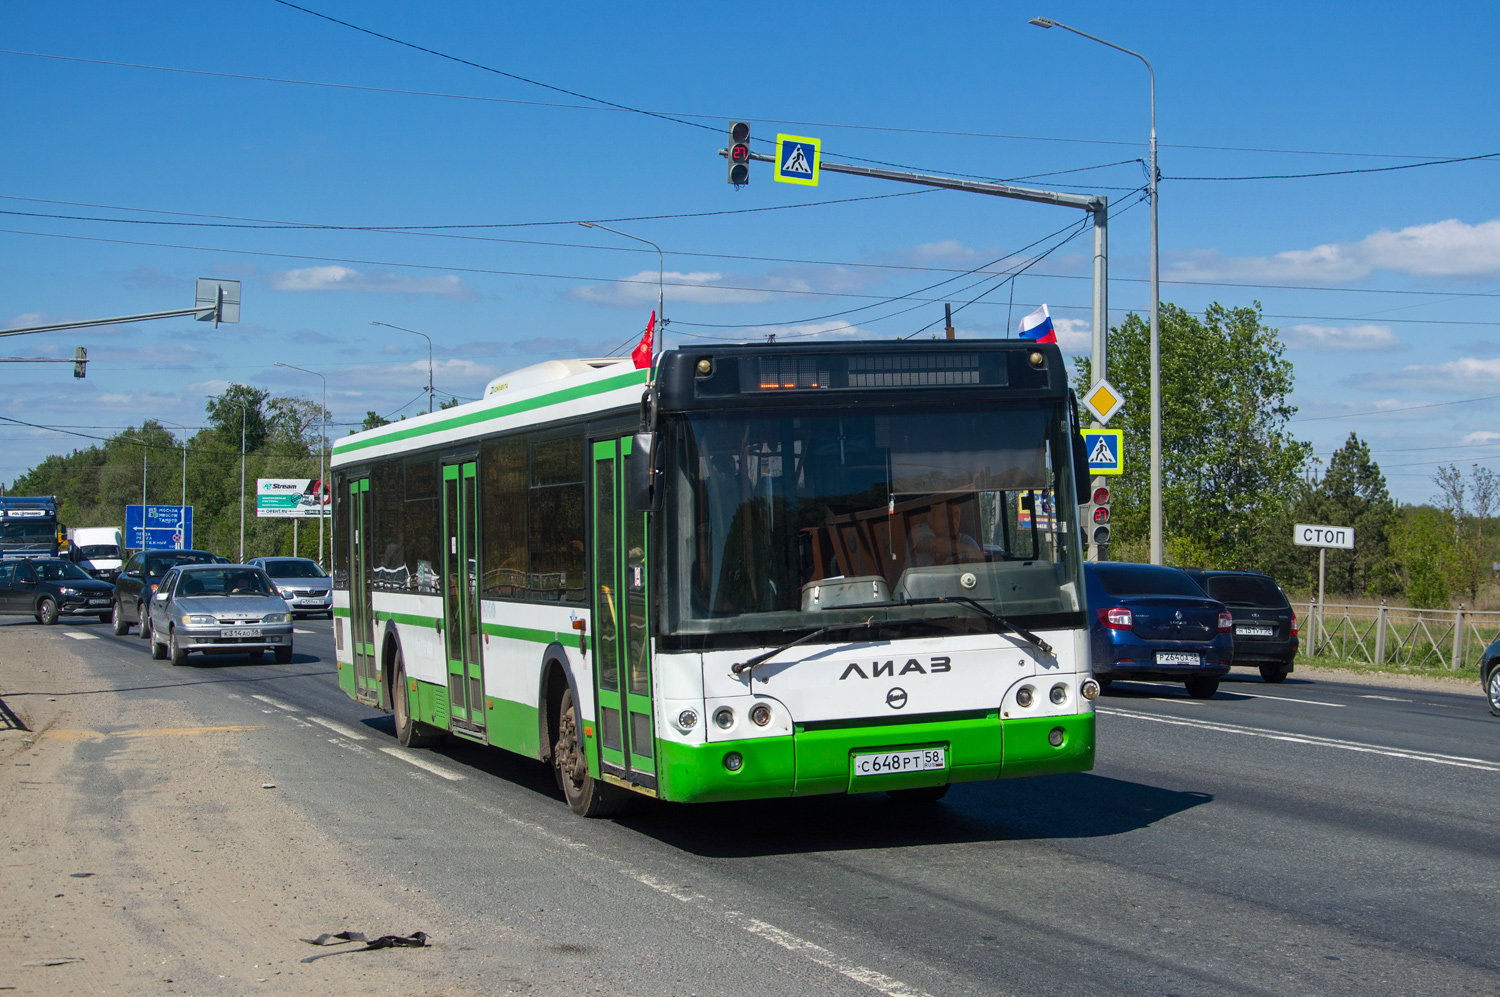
[[662, 403, 1083, 637], [145, 552, 216, 578], [1, 521, 56, 541], [75, 545, 120, 559], [1094, 564, 1206, 598], [1206, 574, 1285, 606], [175, 569, 275, 597], [36, 560, 94, 581], [261, 559, 327, 579]]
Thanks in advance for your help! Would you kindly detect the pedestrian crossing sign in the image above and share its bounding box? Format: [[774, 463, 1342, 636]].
[[775, 134, 820, 185], [1084, 429, 1124, 475]]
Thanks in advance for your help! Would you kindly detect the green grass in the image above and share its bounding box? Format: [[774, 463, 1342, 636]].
[[1295, 651, 1480, 684]]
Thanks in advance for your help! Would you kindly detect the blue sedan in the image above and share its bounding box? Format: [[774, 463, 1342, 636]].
[[1085, 562, 1233, 699]]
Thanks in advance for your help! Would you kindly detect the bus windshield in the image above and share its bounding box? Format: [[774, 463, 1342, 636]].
[[662, 403, 1083, 638]]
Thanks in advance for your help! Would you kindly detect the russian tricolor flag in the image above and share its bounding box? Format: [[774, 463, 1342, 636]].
[[1017, 304, 1057, 344]]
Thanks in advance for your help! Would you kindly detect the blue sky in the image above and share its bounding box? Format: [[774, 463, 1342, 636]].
[[2, 0, 1498, 503]]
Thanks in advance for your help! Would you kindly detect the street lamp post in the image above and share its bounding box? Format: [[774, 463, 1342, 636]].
[[368, 321, 435, 414], [210, 399, 250, 562], [274, 362, 328, 567], [578, 222, 665, 366], [1030, 16, 1162, 564], [163, 421, 190, 549]]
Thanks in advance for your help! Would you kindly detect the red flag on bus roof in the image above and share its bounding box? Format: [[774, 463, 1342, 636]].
[[632, 310, 656, 369]]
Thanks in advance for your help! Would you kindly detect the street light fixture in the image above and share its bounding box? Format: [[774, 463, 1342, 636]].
[[577, 222, 665, 366], [274, 361, 329, 567], [368, 321, 435, 413], [1030, 15, 1162, 565]]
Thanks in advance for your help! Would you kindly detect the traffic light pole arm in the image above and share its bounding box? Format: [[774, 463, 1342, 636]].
[[0, 357, 81, 363], [0, 305, 215, 338], [720, 149, 1104, 211]]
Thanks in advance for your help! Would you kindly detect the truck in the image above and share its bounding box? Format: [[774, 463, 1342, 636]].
[[0, 496, 61, 560], [68, 526, 125, 581]]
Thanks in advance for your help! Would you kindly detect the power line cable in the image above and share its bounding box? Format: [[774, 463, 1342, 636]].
[[1291, 393, 1500, 423], [1169, 151, 1500, 181]]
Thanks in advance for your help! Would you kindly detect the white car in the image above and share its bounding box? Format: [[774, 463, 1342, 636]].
[[246, 557, 333, 619]]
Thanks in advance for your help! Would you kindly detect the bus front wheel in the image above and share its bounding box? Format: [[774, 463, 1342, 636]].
[[393, 650, 443, 748], [553, 687, 627, 818]]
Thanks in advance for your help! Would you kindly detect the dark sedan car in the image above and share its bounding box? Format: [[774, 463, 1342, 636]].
[[1183, 568, 1299, 683], [0, 557, 116, 624], [1086, 562, 1234, 699], [112, 548, 219, 636], [1481, 644, 1500, 718]]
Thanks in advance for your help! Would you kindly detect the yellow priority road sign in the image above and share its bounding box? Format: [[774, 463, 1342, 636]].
[[1082, 377, 1124, 425], [775, 134, 820, 185]]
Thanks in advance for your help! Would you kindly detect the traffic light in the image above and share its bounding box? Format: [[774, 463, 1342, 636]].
[[727, 121, 751, 185], [1089, 484, 1111, 546], [73, 346, 87, 379]]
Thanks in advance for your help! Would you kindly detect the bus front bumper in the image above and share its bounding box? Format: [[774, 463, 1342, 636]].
[[655, 712, 1095, 804]]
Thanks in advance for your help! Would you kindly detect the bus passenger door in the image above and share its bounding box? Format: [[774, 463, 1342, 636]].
[[591, 437, 656, 787], [349, 477, 379, 703], [442, 461, 484, 734]]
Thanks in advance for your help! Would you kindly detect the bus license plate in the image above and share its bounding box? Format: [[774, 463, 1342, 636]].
[[852, 748, 946, 777], [1155, 651, 1200, 665], [223, 628, 262, 638], [1236, 626, 1275, 637]]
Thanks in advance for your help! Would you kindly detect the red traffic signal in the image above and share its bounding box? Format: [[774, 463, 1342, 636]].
[[1092, 485, 1110, 505], [728, 121, 751, 185]]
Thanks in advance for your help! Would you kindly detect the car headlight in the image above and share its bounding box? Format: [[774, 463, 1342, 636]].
[[260, 613, 289, 623], [59, 587, 80, 596], [184, 614, 216, 625]]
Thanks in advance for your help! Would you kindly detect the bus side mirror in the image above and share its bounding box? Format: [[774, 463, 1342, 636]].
[[1072, 431, 1090, 504], [628, 432, 662, 513]]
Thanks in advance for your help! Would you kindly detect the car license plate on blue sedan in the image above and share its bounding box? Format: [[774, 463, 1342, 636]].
[[1155, 651, 1201, 666], [852, 748, 946, 777]]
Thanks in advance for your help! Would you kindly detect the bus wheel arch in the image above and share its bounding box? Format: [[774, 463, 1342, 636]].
[[378, 621, 405, 712], [386, 627, 443, 748], [539, 651, 572, 765]]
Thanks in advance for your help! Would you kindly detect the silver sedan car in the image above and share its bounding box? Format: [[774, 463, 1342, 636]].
[[144, 564, 294, 665], [246, 556, 332, 619]]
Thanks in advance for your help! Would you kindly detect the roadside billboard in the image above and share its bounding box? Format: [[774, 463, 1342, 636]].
[[256, 479, 330, 518]]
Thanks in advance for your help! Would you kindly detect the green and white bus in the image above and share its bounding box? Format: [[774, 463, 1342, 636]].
[[329, 340, 1098, 815]]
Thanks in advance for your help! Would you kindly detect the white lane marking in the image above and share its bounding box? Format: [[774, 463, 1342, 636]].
[[1230, 691, 1344, 707], [626, 869, 935, 997], [63, 632, 99, 640], [726, 912, 936, 997], [293, 628, 313, 634], [1359, 694, 1413, 703], [303, 715, 368, 740], [1099, 707, 1500, 772], [251, 694, 298, 712], [379, 746, 463, 781]]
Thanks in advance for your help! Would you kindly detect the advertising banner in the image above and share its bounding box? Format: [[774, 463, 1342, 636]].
[[256, 479, 330, 518]]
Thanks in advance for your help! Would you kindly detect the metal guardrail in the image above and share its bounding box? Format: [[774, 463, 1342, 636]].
[[1301, 602, 1500, 669]]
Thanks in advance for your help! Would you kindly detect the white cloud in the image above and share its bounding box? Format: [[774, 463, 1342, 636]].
[[1281, 324, 1403, 352], [1354, 356, 1500, 392], [567, 270, 776, 308], [1052, 317, 1091, 352], [1462, 430, 1500, 444], [268, 266, 477, 301], [908, 239, 986, 264], [1170, 217, 1500, 283]]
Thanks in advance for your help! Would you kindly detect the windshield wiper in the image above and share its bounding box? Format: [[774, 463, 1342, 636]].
[[730, 618, 877, 676], [830, 596, 1053, 656]]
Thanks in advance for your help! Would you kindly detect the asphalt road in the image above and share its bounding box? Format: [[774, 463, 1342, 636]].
[[18, 616, 1500, 996]]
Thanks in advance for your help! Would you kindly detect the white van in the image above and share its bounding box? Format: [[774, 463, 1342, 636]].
[[69, 526, 124, 581]]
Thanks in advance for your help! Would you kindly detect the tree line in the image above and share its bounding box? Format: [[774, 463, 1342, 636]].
[[1076, 302, 1497, 608], [8, 384, 331, 563]]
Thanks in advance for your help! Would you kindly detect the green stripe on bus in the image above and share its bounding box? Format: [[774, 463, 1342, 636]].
[[375, 609, 442, 629], [481, 621, 575, 646], [332, 606, 350, 618], [333, 367, 648, 456]]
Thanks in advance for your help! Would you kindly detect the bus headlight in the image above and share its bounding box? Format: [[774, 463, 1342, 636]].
[[676, 709, 699, 730], [713, 707, 735, 730], [1050, 683, 1068, 705], [749, 703, 772, 726], [1015, 686, 1035, 708], [1080, 679, 1101, 701]]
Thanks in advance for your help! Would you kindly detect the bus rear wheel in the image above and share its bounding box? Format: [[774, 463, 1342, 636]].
[[393, 651, 442, 748], [553, 687, 627, 818]]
